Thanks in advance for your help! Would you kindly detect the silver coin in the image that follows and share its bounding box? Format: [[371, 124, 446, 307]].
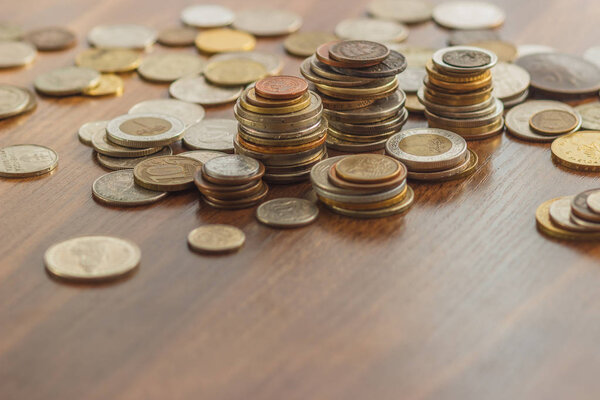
[[92, 169, 167, 206], [96, 146, 173, 170], [491, 62, 530, 100], [87, 24, 157, 49], [78, 120, 108, 146], [0, 23, 23, 41], [516, 44, 556, 58], [575, 102, 600, 130], [169, 75, 243, 106], [335, 18, 408, 42], [432, 46, 497, 74], [549, 196, 588, 232], [208, 51, 283, 75], [233, 8, 302, 36], [106, 113, 185, 148], [0, 144, 58, 178], [203, 154, 260, 180], [505, 100, 581, 142], [183, 119, 237, 152], [0, 84, 31, 118], [586, 190, 600, 215], [396, 66, 426, 93], [178, 150, 227, 164], [128, 99, 205, 128], [0, 41, 36, 68], [367, 0, 433, 24], [570, 213, 600, 232], [583, 46, 600, 68], [181, 4, 235, 28], [256, 198, 319, 228], [432, 1, 505, 30]]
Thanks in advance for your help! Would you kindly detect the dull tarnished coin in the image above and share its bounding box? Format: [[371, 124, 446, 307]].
[[34, 66, 100, 96], [0, 41, 36, 68], [169, 75, 243, 105], [442, 48, 491, 68], [529, 109, 579, 135], [83, 74, 123, 96], [157, 26, 198, 47], [256, 198, 319, 228], [208, 51, 283, 76], [96, 146, 173, 170], [575, 102, 600, 130], [106, 113, 185, 148], [367, 0, 433, 24], [92, 169, 167, 206], [195, 28, 255, 53], [335, 18, 408, 42], [178, 150, 226, 164], [92, 128, 162, 158], [233, 8, 302, 36], [204, 58, 267, 86], [0, 144, 58, 178], [75, 48, 141, 73], [134, 155, 201, 191], [138, 53, 206, 83], [181, 4, 235, 28], [0, 22, 23, 41], [44, 236, 141, 281], [505, 100, 580, 142], [397, 66, 426, 93], [491, 62, 530, 101], [0, 85, 30, 119], [183, 119, 237, 152], [551, 131, 600, 172], [78, 120, 108, 146], [87, 24, 157, 49], [447, 29, 500, 46], [24, 27, 76, 51], [203, 154, 260, 181], [129, 99, 205, 128], [432, 1, 505, 30], [332, 50, 407, 78], [187, 224, 245, 253], [284, 31, 338, 57]]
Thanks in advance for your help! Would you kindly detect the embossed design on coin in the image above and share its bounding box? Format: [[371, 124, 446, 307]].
[[442, 49, 491, 68], [332, 50, 407, 78], [92, 170, 167, 206], [134, 155, 201, 191], [256, 198, 319, 228], [0, 144, 58, 178], [329, 40, 390, 64], [575, 102, 600, 131], [203, 154, 259, 180], [505, 100, 581, 142], [128, 99, 205, 128], [187, 225, 245, 253], [529, 109, 579, 135], [25, 27, 76, 51], [255, 76, 308, 100], [232, 8, 302, 36], [183, 119, 237, 152], [551, 131, 600, 172], [336, 154, 401, 183]]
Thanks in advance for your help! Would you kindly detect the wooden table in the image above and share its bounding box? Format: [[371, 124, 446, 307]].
[[2, 0, 600, 398]]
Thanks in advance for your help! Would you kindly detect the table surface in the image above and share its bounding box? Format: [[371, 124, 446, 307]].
[[2, 0, 600, 399]]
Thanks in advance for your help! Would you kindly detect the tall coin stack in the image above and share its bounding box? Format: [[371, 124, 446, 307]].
[[300, 40, 408, 152], [234, 76, 327, 183], [418, 46, 504, 140]]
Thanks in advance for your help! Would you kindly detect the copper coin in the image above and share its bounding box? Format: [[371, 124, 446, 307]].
[[529, 109, 580, 135], [328, 40, 390, 68], [203, 182, 268, 208], [447, 29, 500, 46], [328, 163, 406, 193], [442, 49, 491, 68], [254, 76, 308, 100], [24, 27, 76, 51], [331, 50, 407, 78], [315, 41, 347, 68]]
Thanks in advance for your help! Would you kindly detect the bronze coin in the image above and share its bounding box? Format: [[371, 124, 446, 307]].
[[328, 40, 390, 68], [315, 41, 347, 67], [245, 88, 309, 108], [203, 182, 268, 208], [254, 75, 308, 100], [529, 109, 580, 135], [442, 49, 491, 68], [331, 50, 407, 78], [24, 27, 76, 51], [200, 180, 264, 200]]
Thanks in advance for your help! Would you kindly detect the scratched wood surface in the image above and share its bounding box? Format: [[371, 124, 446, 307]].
[[2, 0, 600, 399]]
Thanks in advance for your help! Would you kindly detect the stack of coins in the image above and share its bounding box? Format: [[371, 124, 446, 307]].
[[536, 191, 600, 241], [419, 46, 504, 140], [300, 39, 408, 152], [386, 128, 478, 181], [194, 155, 268, 209], [234, 75, 327, 183], [310, 154, 414, 218]]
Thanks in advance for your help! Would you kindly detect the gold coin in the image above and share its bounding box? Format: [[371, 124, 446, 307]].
[[536, 198, 600, 241], [75, 48, 141, 73], [315, 77, 398, 97], [187, 224, 245, 253], [83, 74, 123, 96], [92, 169, 167, 206], [335, 154, 403, 184], [405, 94, 425, 113], [137, 53, 206, 83], [204, 58, 267, 86], [0, 144, 58, 178], [284, 31, 338, 57], [134, 155, 201, 191], [426, 59, 489, 83], [551, 131, 600, 172], [195, 28, 256, 54]]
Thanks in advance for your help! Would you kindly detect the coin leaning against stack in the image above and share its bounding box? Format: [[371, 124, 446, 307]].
[[234, 75, 327, 183], [419, 46, 504, 140], [310, 154, 414, 218], [536, 190, 600, 241], [300, 39, 409, 152]]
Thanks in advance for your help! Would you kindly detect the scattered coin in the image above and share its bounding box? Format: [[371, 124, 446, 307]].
[[138, 53, 206, 83], [367, 0, 433, 24], [169, 75, 243, 105], [0, 41, 36, 68], [0, 22, 23, 41], [75, 48, 141, 73], [79, 120, 108, 146], [0, 144, 58, 178], [24, 27, 76, 51], [447, 29, 500, 46], [255, 75, 308, 100], [157, 26, 198, 47], [195, 28, 255, 53], [187, 225, 245, 253], [183, 119, 237, 152], [34, 66, 100, 96], [106, 113, 185, 148], [491, 62, 530, 106], [0, 85, 31, 119], [83, 74, 123, 96], [204, 58, 267, 86], [128, 99, 205, 128], [575, 102, 600, 130], [233, 8, 302, 36], [516, 44, 556, 58], [583, 46, 600, 68], [181, 4, 235, 28], [134, 155, 201, 191], [529, 109, 579, 135], [551, 131, 600, 172], [284, 31, 338, 57], [208, 51, 284, 76], [470, 40, 517, 62], [256, 198, 319, 228], [92, 128, 162, 158], [335, 18, 409, 42], [87, 24, 157, 49], [44, 236, 141, 281], [505, 100, 581, 142], [433, 1, 505, 30], [92, 169, 167, 206], [178, 150, 227, 164], [96, 146, 173, 170]]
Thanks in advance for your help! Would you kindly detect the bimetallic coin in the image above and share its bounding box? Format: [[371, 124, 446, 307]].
[[24, 27, 76, 51], [82, 74, 123, 96], [92, 170, 167, 206], [181, 4, 235, 28], [34, 66, 100, 96], [575, 103, 600, 131], [183, 119, 237, 152], [255, 75, 308, 100], [0, 41, 36, 68], [106, 113, 185, 148], [187, 225, 245, 253], [208, 51, 283, 76], [335, 154, 403, 183], [134, 155, 201, 191], [96, 146, 173, 170], [195, 28, 255, 53], [179, 150, 227, 164], [432, 1, 505, 30], [284, 32, 338, 57], [204, 58, 267, 86], [572, 190, 600, 223], [92, 129, 162, 158], [433, 46, 497, 73], [0, 85, 30, 119], [169, 75, 243, 105], [138, 53, 206, 83], [367, 0, 433, 24], [256, 198, 319, 228], [491, 62, 530, 101], [0, 144, 58, 178], [586, 190, 600, 215], [529, 109, 579, 135], [128, 99, 205, 128], [78, 120, 108, 146], [335, 18, 409, 42], [233, 8, 302, 36], [75, 48, 141, 73], [87, 24, 157, 49], [203, 154, 260, 180], [157, 27, 198, 47], [505, 100, 581, 142], [552, 131, 600, 172]]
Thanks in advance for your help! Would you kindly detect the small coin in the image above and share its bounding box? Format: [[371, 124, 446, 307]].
[[44, 236, 141, 281], [106, 113, 185, 148], [203, 154, 260, 180], [432, 1, 505, 30], [83, 74, 123, 96], [34, 66, 100, 96], [0, 144, 58, 178], [549, 196, 588, 232], [0, 41, 36, 68], [181, 4, 235, 28], [447, 29, 500, 46], [551, 131, 600, 172], [157, 27, 198, 47], [335, 18, 409, 42], [255, 76, 308, 100], [96, 146, 173, 170], [134, 155, 201, 191], [336, 154, 402, 183], [491, 62, 530, 100], [92, 129, 162, 158], [129, 99, 205, 128], [572, 190, 600, 223], [586, 190, 600, 215], [505, 100, 580, 142], [169, 75, 243, 105], [79, 120, 108, 146], [367, 0, 433, 24], [183, 119, 237, 152], [75, 48, 141, 73], [584, 46, 600, 68], [92, 169, 167, 206], [208, 51, 283, 76], [233, 8, 302, 36], [442, 49, 491, 68], [0, 85, 30, 119], [284, 31, 338, 57], [24, 27, 76, 51], [397, 66, 426, 93], [529, 109, 579, 135], [187, 225, 245, 253], [204, 58, 267, 86], [256, 198, 319, 228], [88, 24, 157, 49], [575, 103, 600, 130], [178, 150, 227, 164], [0, 22, 23, 41], [138, 53, 206, 83], [195, 28, 255, 54]]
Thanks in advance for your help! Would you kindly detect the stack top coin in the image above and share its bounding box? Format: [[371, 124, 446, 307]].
[[328, 40, 390, 67], [203, 154, 261, 180], [433, 46, 498, 73], [254, 75, 308, 99]]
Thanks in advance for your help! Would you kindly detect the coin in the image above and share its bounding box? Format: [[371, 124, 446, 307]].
[[470, 40, 517, 63], [0, 22, 23, 41], [331, 50, 407, 78], [256, 198, 318, 228], [584, 46, 600, 68], [92, 129, 162, 158], [24, 27, 76, 51], [0, 144, 58, 178], [335, 154, 402, 183], [79, 120, 107, 146], [204, 58, 267, 86], [96, 146, 173, 170], [0, 85, 30, 119], [183, 119, 237, 152], [92, 170, 167, 206], [0, 41, 36, 68], [396, 67, 426, 93], [516, 53, 600, 95], [386, 44, 435, 68], [491, 62, 530, 101], [157, 27, 198, 47], [178, 150, 226, 164], [134, 155, 201, 191], [128, 99, 205, 128], [551, 131, 600, 172], [586, 190, 600, 215], [88, 24, 157, 49], [335, 18, 409, 42], [83, 74, 123, 96], [323, 186, 415, 219], [329, 40, 390, 67], [169, 75, 243, 105], [447, 29, 500, 46], [181, 4, 235, 28], [75, 48, 141, 73], [367, 0, 433, 24], [106, 113, 185, 148], [548, 196, 589, 232], [443, 49, 491, 69], [505, 100, 581, 142], [284, 31, 338, 57], [405, 94, 425, 113], [575, 103, 600, 130], [138, 53, 206, 83], [187, 225, 245, 253], [195, 28, 255, 53], [245, 87, 308, 108], [529, 109, 579, 135], [432, 1, 505, 30], [233, 8, 302, 36], [516, 44, 556, 58], [536, 198, 600, 241], [254, 75, 308, 100], [572, 190, 600, 223], [203, 154, 260, 181], [208, 51, 283, 76], [44, 236, 141, 281], [34, 66, 100, 96]]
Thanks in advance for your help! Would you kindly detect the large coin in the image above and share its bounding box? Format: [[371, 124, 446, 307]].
[[106, 113, 185, 148], [0, 41, 36, 68], [24, 27, 76, 51], [183, 119, 237, 152], [181, 4, 235, 28], [204, 58, 267, 86], [138, 53, 206, 83], [256, 198, 319, 228], [335, 154, 403, 183], [75, 48, 141, 73], [491, 62, 530, 101], [551, 131, 600, 172], [169, 75, 243, 105], [367, 0, 433, 24], [335, 18, 409, 42], [78, 120, 108, 146], [134, 155, 201, 191], [92, 170, 167, 206], [157, 27, 198, 47], [584, 46, 600, 68], [34, 66, 100, 96], [195, 28, 255, 53], [87, 24, 157, 49], [575, 102, 600, 130], [128, 99, 205, 128], [0, 144, 58, 178], [208, 51, 283, 75], [505, 100, 581, 142], [432, 1, 505, 30], [284, 32, 338, 57], [233, 8, 302, 36], [0, 85, 30, 119], [96, 146, 172, 170], [443, 48, 491, 68], [187, 225, 245, 253], [44, 236, 141, 281]]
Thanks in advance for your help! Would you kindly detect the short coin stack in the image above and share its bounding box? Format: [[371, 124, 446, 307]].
[[536, 190, 600, 241], [300, 39, 408, 152], [310, 154, 414, 218], [419, 46, 504, 140], [234, 76, 327, 183], [194, 155, 268, 209]]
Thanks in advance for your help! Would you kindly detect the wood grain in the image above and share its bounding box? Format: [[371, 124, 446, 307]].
[[2, 0, 600, 399]]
